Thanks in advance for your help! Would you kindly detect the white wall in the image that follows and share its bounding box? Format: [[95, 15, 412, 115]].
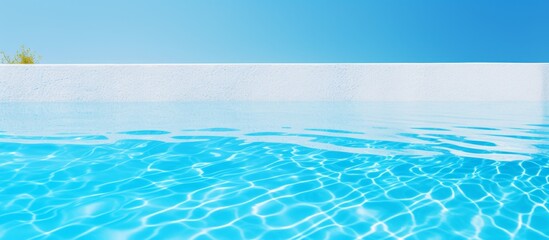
[[0, 64, 547, 102]]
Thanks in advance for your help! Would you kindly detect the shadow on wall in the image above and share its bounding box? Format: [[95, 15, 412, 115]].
[[544, 65, 549, 101], [541, 64, 549, 124]]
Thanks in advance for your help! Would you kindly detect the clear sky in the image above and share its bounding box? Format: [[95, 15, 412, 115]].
[[1, 0, 549, 63]]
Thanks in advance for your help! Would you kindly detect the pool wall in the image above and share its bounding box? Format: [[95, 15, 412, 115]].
[[0, 64, 547, 102]]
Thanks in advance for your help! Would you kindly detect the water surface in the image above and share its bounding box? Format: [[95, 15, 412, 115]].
[[0, 103, 547, 239]]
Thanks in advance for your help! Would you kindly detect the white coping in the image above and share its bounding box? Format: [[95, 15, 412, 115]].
[[0, 63, 548, 102]]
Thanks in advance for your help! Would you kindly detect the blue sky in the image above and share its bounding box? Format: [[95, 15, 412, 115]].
[[1, 0, 549, 63]]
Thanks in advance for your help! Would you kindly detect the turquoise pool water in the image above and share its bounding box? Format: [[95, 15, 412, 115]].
[[0, 103, 547, 239]]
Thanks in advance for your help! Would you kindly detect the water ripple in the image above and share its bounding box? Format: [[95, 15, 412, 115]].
[[0, 125, 547, 239]]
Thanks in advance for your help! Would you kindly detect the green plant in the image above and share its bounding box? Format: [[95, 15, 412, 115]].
[[1, 45, 41, 64]]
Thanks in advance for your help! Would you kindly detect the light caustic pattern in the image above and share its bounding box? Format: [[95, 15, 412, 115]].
[[0, 102, 548, 239], [0, 124, 547, 240]]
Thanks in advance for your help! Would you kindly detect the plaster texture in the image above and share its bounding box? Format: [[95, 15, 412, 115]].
[[0, 64, 547, 102]]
